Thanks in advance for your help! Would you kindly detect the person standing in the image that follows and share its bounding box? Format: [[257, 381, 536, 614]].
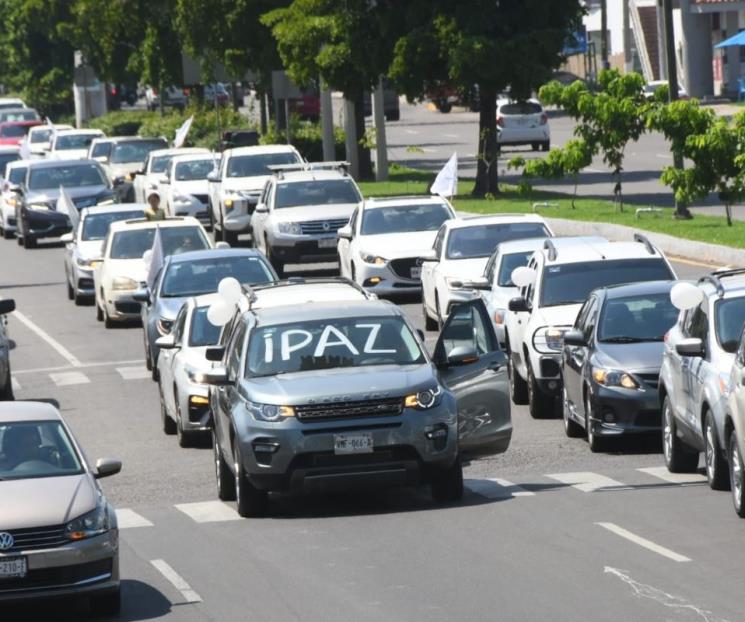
[[145, 191, 166, 221]]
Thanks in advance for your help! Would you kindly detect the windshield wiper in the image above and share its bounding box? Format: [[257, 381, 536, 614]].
[[600, 336, 656, 343]]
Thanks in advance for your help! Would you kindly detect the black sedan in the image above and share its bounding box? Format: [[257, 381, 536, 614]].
[[561, 280, 678, 451]]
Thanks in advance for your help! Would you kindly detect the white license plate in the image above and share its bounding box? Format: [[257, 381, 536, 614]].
[[318, 238, 337, 248], [410, 267, 421, 279], [0, 557, 27, 578], [334, 433, 374, 454]]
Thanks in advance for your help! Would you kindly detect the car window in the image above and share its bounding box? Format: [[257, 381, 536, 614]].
[[349, 207, 358, 234], [435, 302, 497, 360], [0, 124, 30, 138], [484, 253, 497, 285], [0, 420, 84, 480], [446, 223, 549, 259], [497, 251, 534, 287], [56, 134, 98, 150], [81, 211, 143, 241], [160, 256, 274, 297], [29, 128, 53, 143], [360, 203, 451, 235], [597, 292, 677, 343], [150, 155, 173, 174], [582, 298, 598, 342], [27, 163, 107, 190], [0, 153, 19, 175], [110, 139, 167, 164], [274, 179, 361, 208], [433, 226, 445, 258], [189, 306, 222, 347], [574, 297, 594, 330], [714, 297, 745, 353], [90, 141, 112, 159], [688, 304, 709, 344], [174, 159, 214, 181], [7, 166, 27, 184], [227, 321, 248, 380], [500, 102, 543, 115], [171, 306, 187, 346], [226, 152, 300, 178]]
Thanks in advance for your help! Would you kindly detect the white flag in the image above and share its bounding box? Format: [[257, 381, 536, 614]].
[[18, 139, 31, 161], [173, 115, 194, 148], [45, 117, 54, 126], [146, 227, 165, 291], [430, 152, 458, 198], [56, 185, 80, 233]]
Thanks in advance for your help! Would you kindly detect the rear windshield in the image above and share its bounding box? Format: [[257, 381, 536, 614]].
[[111, 139, 168, 164], [161, 256, 274, 297], [500, 102, 543, 115], [0, 110, 38, 121], [189, 307, 222, 347], [7, 166, 26, 183], [226, 152, 300, 178], [497, 251, 534, 287], [175, 159, 215, 181], [447, 223, 549, 259], [715, 298, 745, 353], [110, 226, 209, 259], [0, 420, 84, 480], [0, 125, 28, 138], [275, 179, 361, 208], [82, 211, 144, 241], [361, 203, 451, 235], [28, 163, 107, 190]]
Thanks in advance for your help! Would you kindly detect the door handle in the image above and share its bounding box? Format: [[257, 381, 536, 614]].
[[487, 361, 502, 372]]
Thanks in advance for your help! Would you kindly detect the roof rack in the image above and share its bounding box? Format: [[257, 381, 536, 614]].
[[633, 233, 656, 255], [544, 238, 558, 261], [711, 267, 745, 279], [249, 276, 372, 297]]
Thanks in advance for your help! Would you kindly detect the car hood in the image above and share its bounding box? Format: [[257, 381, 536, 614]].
[[52, 149, 89, 160], [594, 341, 665, 372], [222, 177, 268, 193], [27, 185, 110, 204], [360, 231, 439, 259], [532, 303, 583, 328], [441, 258, 490, 279], [106, 258, 147, 282], [76, 240, 104, 260], [243, 363, 436, 405], [172, 180, 209, 195], [0, 473, 97, 529], [155, 296, 189, 320], [107, 162, 143, 178], [273, 203, 357, 223]]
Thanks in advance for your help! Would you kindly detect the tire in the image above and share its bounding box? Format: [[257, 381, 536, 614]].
[[531, 143, 539, 151], [96, 299, 103, 321], [213, 429, 236, 501], [3, 228, 12, 240], [431, 456, 464, 502], [73, 291, 85, 306], [66, 278, 74, 301], [224, 229, 238, 247], [542, 141, 550, 152], [704, 411, 729, 490], [386, 110, 400, 122], [234, 444, 268, 517], [103, 304, 114, 329], [423, 296, 438, 331], [437, 101, 452, 113], [729, 430, 745, 518], [585, 392, 605, 452], [89, 588, 121, 616], [527, 361, 553, 419], [0, 367, 14, 401], [562, 387, 584, 438], [22, 234, 36, 249], [662, 396, 699, 472], [176, 403, 196, 448], [266, 242, 284, 278], [508, 356, 528, 405], [160, 384, 177, 435]]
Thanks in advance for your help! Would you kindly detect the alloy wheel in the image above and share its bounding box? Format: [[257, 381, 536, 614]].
[[705, 420, 716, 482], [663, 402, 673, 463], [732, 439, 743, 511]]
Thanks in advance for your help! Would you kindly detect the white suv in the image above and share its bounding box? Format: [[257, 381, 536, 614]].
[[505, 235, 676, 418]]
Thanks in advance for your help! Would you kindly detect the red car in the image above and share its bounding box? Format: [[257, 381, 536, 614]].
[[0, 120, 43, 146]]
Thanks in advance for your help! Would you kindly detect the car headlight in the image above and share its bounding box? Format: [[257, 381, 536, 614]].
[[246, 401, 295, 422], [111, 276, 138, 291], [404, 385, 442, 410], [77, 257, 102, 268], [28, 203, 51, 211], [592, 368, 639, 389], [157, 318, 174, 335], [532, 326, 570, 353], [65, 503, 109, 541], [361, 253, 387, 265], [277, 221, 302, 235]]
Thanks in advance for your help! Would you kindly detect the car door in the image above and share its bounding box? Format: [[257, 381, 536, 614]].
[[160, 306, 187, 418], [433, 298, 510, 457], [564, 296, 597, 410], [481, 251, 498, 320], [731, 338, 745, 440], [685, 301, 710, 437], [422, 226, 444, 315], [214, 317, 247, 447], [338, 206, 357, 277]]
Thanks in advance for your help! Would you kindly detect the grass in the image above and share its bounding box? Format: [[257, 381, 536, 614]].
[[358, 165, 745, 249]]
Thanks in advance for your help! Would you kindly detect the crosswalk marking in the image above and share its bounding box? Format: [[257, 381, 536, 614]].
[[11, 376, 20, 392], [636, 466, 706, 485], [151, 559, 203, 603], [116, 366, 151, 380], [545, 471, 624, 492], [466, 478, 535, 499], [175, 500, 241, 523], [49, 371, 90, 386], [116, 508, 154, 529]]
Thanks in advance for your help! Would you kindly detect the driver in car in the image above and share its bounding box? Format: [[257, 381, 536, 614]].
[[0, 426, 46, 470]]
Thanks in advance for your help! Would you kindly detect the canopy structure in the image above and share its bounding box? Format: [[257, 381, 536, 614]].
[[715, 31, 745, 48]]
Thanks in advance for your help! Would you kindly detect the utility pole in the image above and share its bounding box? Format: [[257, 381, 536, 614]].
[[600, 0, 610, 70], [371, 77, 388, 181], [320, 80, 335, 161]]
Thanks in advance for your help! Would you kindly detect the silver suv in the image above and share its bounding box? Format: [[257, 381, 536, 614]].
[[660, 270, 745, 490], [203, 296, 511, 517]]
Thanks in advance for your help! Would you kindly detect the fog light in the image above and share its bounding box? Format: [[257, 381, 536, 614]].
[[425, 424, 448, 451], [602, 410, 616, 423], [363, 277, 384, 287], [253, 442, 279, 453], [548, 380, 558, 390], [425, 428, 447, 440]]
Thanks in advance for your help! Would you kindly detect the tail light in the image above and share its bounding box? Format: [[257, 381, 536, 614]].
[[539, 113, 548, 125], [111, 86, 118, 96], [496, 116, 504, 127]]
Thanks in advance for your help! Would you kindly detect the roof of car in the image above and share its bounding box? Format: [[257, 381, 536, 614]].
[[148, 147, 209, 159], [26, 158, 102, 170], [80, 203, 146, 218], [0, 120, 41, 127], [108, 216, 203, 233], [54, 129, 104, 137], [249, 278, 373, 309], [277, 168, 351, 183], [493, 237, 551, 255], [6, 160, 28, 170], [170, 152, 218, 164], [253, 299, 398, 326], [225, 145, 299, 158], [445, 213, 548, 230], [110, 136, 168, 144], [0, 401, 60, 423], [599, 279, 676, 299], [538, 236, 665, 265], [167, 247, 267, 264], [697, 269, 745, 297], [192, 292, 223, 309], [363, 195, 453, 209]]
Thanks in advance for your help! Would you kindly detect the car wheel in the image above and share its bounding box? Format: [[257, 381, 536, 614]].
[[159, 384, 177, 435], [2, 228, 12, 240], [176, 402, 195, 448], [266, 240, 284, 278], [542, 141, 551, 152], [234, 444, 268, 517], [96, 299, 103, 321], [22, 234, 36, 249], [704, 411, 729, 490], [585, 392, 605, 452], [423, 296, 438, 331], [531, 143, 539, 151], [89, 588, 121, 616], [562, 387, 583, 438], [73, 290, 86, 306], [66, 278, 74, 301], [431, 456, 464, 502], [527, 361, 552, 419], [508, 356, 528, 405], [103, 304, 114, 329], [662, 396, 699, 472], [729, 430, 745, 518], [213, 429, 236, 501]]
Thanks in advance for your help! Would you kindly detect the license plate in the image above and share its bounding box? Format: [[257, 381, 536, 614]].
[[318, 238, 337, 248], [0, 557, 27, 578], [410, 267, 421, 279], [334, 433, 373, 454]]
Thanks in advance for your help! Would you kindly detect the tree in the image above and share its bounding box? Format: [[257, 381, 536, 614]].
[[389, 1, 584, 197]]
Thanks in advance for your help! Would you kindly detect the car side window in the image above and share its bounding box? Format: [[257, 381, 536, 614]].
[[349, 207, 358, 236], [227, 321, 247, 380], [688, 303, 709, 343], [435, 302, 498, 361], [574, 299, 591, 329], [265, 182, 275, 210], [433, 227, 445, 258], [582, 298, 598, 342], [172, 307, 187, 346], [484, 253, 497, 285]]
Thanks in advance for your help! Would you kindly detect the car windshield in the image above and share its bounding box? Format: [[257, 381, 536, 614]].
[[56, 134, 97, 150], [111, 139, 167, 164], [81, 211, 143, 241], [597, 292, 677, 343], [226, 152, 300, 178], [7, 166, 26, 184], [189, 307, 222, 347], [90, 142, 112, 159], [447, 223, 549, 259], [0, 110, 38, 121], [175, 159, 215, 181], [0, 153, 19, 174], [500, 102, 543, 115], [0, 125, 29, 138], [715, 298, 745, 353], [540, 259, 674, 307], [246, 316, 426, 377], [150, 155, 172, 174], [27, 163, 107, 190], [161, 256, 274, 297], [361, 204, 451, 234], [30, 128, 53, 143], [497, 251, 535, 286], [0, 420, 84, 481], [110, 226, 209, 259], [275, 179, 361, 208]]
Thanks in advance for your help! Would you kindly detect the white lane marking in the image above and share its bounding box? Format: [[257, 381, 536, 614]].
[[545, 471, 623, 492], [116, 366, 151, 380], [116, 509, 153, 529], [11, 376, 20, 392], [656, 153, 673, 159], [150, 559, 202, 603], [637, 466, 706, 485], [466, 478, 534, 499], [404, 129, 419, 135], [11, 311, 82, 367], [175, 501, 241, 523], [49, 371, 90, 386], [596, 522, 691, 562], [13, 359, 145, 375]]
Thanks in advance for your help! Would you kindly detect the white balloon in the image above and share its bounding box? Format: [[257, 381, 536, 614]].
[[142, 249, 153, 265], [207, 301, 233, 326], [511, 266, 536, 288], [218, 277, 243, 305], [670, 281, 703, 311]]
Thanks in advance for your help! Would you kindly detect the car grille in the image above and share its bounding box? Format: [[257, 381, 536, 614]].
[[389, 257, 420, 280], [637, 373, 659, 389], [4, 524, 68, 552], [114, 301, 141, 314], [298, 218, 348, 235], [295, 397, 403, 422], [0, 558, 112, 594], [193, 194, 208, 205], [72, 196, 99, 209]]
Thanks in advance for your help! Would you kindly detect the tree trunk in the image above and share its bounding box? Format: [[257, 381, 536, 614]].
[[258, 88, 268, 135], [158, 77, 164, 117], [726, 203, 733, 226], [354, 91, 373, 180], [472, 85, 498, 197]]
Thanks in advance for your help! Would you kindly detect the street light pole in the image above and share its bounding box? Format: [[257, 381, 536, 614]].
[[600, 0, 609, 70]]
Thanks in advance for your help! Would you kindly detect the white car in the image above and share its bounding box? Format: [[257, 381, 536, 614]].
[[27, 124, 73, 157], [132, 147, 209, 204], [505, 235, 676, 418], [145, 85, 187, 111], [252, 164, 362, 276], [0, 98, 26, 110], [49, 129, 105, 160], [207, 144, 303, 245], [93, 217, 212, 327], [420, 214, 552, 330], [337, 195, 455, 295], [0, 159, 28, 238], [160, 153, 219, 227], [61, 204, 146, 305], [497, 99, 550, 152], [104, 137, 169, 202], [87, 137, 117, 164]]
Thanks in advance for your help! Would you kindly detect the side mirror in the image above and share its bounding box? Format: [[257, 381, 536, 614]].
[[675, 337, 705, 358], [94, 156, 108, 163], [508, 297, 529, 313], [445, 345, 479, 367], [8, 184, 21, 194], [563, 329, 587, 347], [460, 277, 490, 291], [60, 232, 73, 244], [205, 346, 225, 362], [191, 366, 231, 385], [417, 249, 438, 266], [94, 458, 122, 479], [207, 171, 220, 183], [0, 299, 15, 315], [254, 203, 268, 214], [416, 328, 425, 341], [155, 334, 176, 349], [337, 225, 352, 240], [132, 289, 150, 303]]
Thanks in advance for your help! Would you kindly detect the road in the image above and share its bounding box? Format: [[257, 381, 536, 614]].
[[4, 232, 743, 622]]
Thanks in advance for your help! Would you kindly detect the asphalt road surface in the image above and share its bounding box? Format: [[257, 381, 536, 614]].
[[4, 235, 740, 622]]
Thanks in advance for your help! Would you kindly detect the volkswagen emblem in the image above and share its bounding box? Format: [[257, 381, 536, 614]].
[[322, 221, 331, 232], [0, 532, 13, 551]]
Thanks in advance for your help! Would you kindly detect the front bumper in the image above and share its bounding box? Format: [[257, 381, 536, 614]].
[[104, 288, 142, 320], [171, 199, 209, 225], [498, 127, 550, 145], [73, 266, 95, 296], [269, 233, 341, 264], [179, 386, 211, 432], [23, 208, 71, 240], [586, 382, 662, 436], [532, 352, 563, 396], [355, 261, 422, 294]]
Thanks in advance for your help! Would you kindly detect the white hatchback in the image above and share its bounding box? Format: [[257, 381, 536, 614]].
[[0, 159, 27, 238], [160, 153, 219, 226], [497, 99, 550, 152], [49, 129, 105, 160]]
